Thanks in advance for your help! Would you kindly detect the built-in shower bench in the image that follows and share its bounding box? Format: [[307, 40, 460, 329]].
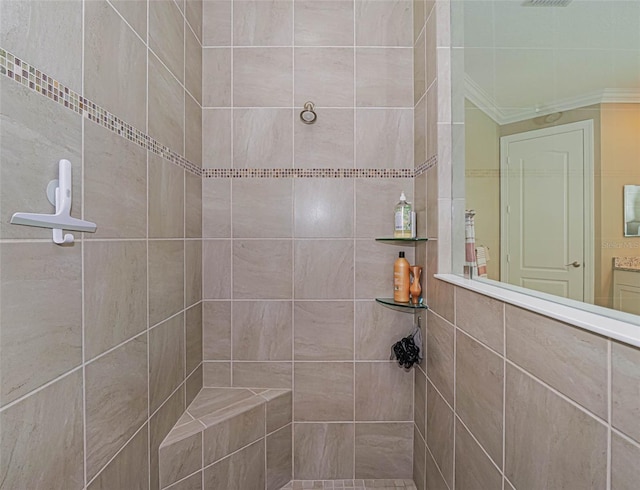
[[158, 387, 292, 490]]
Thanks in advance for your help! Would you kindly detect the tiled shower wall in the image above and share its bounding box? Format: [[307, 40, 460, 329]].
[[0, 1, 203, 489], [199, 0, 420, 481]]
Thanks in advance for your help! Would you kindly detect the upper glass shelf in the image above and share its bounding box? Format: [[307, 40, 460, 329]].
[[375, 237, 428, 242], [375, 298, 428, 310]]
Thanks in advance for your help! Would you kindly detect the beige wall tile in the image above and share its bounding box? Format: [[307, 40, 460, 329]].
[[426, 168, 438, 236], [294, 109, 354, 168], [455, 419, 502, 490], [414, 97, 426, 168], [294, 423, 354, 479], [355, 0, 413, 47], [186, 27, 202, 104], [233, 301, 293, 360], [294, 362, 354, 421], [264, 390, 293, 433], [203, 301, 231, 360], [85, 0, 147, 130], [426, 380, 454, 489], [202, 240, 232, 299], [202, 109, 231, 169], [426, 12, 437, 89], [611, 432, 640, 490], [233, 0, 293, 46], [505, 365, 607, 490], [86, 336, 148, 480], [186, 364, 203, 406], [149, 53, 185, 155], [294, 240, 354, 299], [456, 331, 503, 467], [414, 366, 427, 438], [84, 241, 147, 360], [186, 0, 203, 38], [355, 301, 415, 360], [186, 172, 203, 238], [150, 0, 185, 83], [232, 179, 293, 238], [428, 277, 454, 323], [150, 386, 186, 490], [232, 362, 293, 389], [426, 442, 449, 490], [414, 30, 426, 105], [186, 240, 202, 307], [294, 1, 354, 46], [233, 48, 293, 107], [88, 425, 149, 490], [294, 48, 354, 107], [426, 312, 455, 405], [456, 288, 504, 353], [202, 178, 231, 236], [612, 341, 640, 443], [355, 422, 413, 478], [185, 94, 203, 167], [233, 109, 293, 168], [355, 109, 413, 169], [356, 48, 413, 107], [355, 362, 413, 421], [267, 425, 293, 490], [203, 362, 232, 387], [505, 305, 608, 418], [202, 48, 231, 107], [160, 425, 203, 488], [203, 440, 265, 490], [149, 240, 185, 325], [355, 179, 413, 238], [186, 303, 203, 375], [166, 472, 202, 490], [1, 242, 81, 405], [355, 240, 415, 299], [150, 314, 186, 413], [294, 301, 354, 360], [203, 1, 231, 46], [413, 428, 426, 490], [149, 153, 185, 238], [294, 179, 354, 238], [1, 0, 82, 92], [413, 0, 425, 42], [233, 240, 293, 299]]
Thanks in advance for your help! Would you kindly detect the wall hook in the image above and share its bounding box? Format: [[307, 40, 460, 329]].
[[300, 101, 317, 124], [10, 159, 97, 245]]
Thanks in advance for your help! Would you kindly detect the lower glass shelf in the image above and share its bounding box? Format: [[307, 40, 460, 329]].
[[375, 298, 428, 310]]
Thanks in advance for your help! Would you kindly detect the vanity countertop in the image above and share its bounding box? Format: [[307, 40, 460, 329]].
[[613, 257, 640, 272]]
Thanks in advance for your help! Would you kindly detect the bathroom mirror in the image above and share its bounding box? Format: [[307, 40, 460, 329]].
[[452, 0, 640, 323]]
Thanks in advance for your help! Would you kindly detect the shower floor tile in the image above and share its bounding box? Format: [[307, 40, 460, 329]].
[[279, 479, 417, 489]]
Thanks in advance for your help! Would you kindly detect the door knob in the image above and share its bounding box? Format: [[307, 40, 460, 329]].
[[565, 261, 581, 268]]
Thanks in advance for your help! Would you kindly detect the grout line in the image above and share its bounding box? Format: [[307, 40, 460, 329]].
[[80, 0, 87, 483], [502, 303, 507, 488], [607, 340, 612, 490], [425, 444, 452, 490], [145, 0, 151, 486]]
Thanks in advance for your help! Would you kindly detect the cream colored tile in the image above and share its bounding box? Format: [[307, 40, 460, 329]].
[[150, 314, 186, 413], [84, 241, 147, 360], [294, 109, 354, 169], [203, 361, 232, 387], [186, 240, 202, 307], [186, 94, 202, 167], [355, 0, 413, 47], [84, 0, 147, 130], [426, 312, 454, 406], [233, 0, 293, 46], [0, 80, 82, 240], [456, 288, 504, 353], [232, 362, 293, 389], [505, 365, 607, 490], [0, 371, 83, 489], [150, 386, 186, 490], [414, 97, 426, 168], [456, 332, 503, 467], [186, 364, 203, 406], [202, 240, 232, 299], [294, 1, 354, 46], [234, 48, 293, 107], [267, 425, 293, 490], [414, 30, 426, 104], [149, 53, 185, 155], [203, 109, 232, 168], [186, 171, 203, 238], [186, 303, 203, 374], [413, 428, 426, 490], [294, 179, 354, 238], [294, 48, 354, 107], [202, 178, 231, 236], [294, 423, 354, 479], [149, 240, 185, 325], [233, 301, 293, 360], [426, 380, 453, 489], [150, 0, 185, 82], [186, 27, 202, 104], [232, 179, 293, 237], [355, 423, 413, 479], [203, 48, 231, 107], [611, 432, 640, 490], [505, 305, 608, 418], [355, 109, 413, 169], [354, 303, 414, 362], [86, 336, 148, 480], [356, 48, 413, 107], [0, 243, 81, 406], [203, 301, 231, 360], [294, 301, 354, 360], [149, 153, 185, 238], [88, 425, 149, 490], [355, 240, 414, 299], [233, 109, 293, 168], [186, 0, 203, 41], [355, 362, 413, 421], [414, 367, 426, 438], [263, 390, 293, 433], [294, 240, 354, 299], [612, 341, 640, 443], [84, 122, 146, 239], [203, 440, 265, 490], [233, 240, 293, 299], [1, 0, 82, 91], [203, 0, 231, 46], [294, 362, 354, 421], [159, 425, 202, 488], [355, 179, 412, 238], [455, 420, 502, 490]]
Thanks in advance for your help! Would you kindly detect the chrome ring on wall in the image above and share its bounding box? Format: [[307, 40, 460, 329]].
[[300, 101, 317, 124]]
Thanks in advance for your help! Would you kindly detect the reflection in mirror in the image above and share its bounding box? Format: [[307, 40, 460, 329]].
[[453, 0, 640, 323]]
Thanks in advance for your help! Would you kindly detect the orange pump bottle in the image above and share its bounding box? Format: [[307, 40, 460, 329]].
[[393, 251, 411, 303]]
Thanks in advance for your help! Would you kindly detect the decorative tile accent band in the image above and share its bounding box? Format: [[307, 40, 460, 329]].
[[415, 154, 438, 177], [202, 168, 415, 178]]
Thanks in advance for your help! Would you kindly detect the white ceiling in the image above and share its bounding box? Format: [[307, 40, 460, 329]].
[[461, 0, 640, 123]]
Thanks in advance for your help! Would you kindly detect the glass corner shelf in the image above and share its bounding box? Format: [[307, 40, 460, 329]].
[[375, 298, 428, 310], [375, 237, 428, 242]]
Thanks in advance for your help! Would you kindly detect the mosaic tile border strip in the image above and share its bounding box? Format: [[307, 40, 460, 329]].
[[202, 168, 415, 178], [415, 154, 438, 177], [280, 479, 417, 489]]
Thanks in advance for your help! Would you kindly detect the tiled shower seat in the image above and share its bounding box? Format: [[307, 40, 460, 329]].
[[159, 387, 292, 490]]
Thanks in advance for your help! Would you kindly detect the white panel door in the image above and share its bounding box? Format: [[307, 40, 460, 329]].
[[501, 121, 592, 302]]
